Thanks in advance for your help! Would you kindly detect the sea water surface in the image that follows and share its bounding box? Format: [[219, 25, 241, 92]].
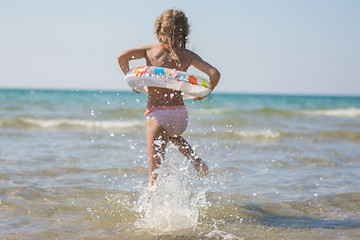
[[0, 89, 360, 239]]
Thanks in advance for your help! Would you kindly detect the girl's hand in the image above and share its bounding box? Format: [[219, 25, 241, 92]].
[[193, 96, 205, 101], [193, 92, 210, 101]]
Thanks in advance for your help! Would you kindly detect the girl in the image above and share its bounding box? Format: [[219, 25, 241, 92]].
[[117, 9, 220, 189]]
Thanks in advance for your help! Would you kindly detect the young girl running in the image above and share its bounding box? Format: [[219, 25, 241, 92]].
[[117, 9, 220, 189]]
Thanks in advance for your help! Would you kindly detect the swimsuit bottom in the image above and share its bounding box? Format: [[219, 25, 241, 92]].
[[145, 105, 188, 137]]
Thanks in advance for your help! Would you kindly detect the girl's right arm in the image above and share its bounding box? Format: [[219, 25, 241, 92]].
[[117, 47, 147, 75]]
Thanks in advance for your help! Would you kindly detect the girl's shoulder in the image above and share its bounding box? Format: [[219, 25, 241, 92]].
[[140, 43, 162, 50], [179, 48, 201, 62]]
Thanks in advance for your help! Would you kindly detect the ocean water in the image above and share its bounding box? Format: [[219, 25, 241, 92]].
[[1, 88, 360, 239]]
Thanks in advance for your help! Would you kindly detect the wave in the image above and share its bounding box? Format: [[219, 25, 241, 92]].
[[0, 117, 144, 130], [205, 192, 360, 228], [217, 107, 360, 119], [189, 108, 232, 115], [317, 130, 360, 143], [235, 129, 281, 139], [251, 107, 294, 117], [301, 108, 360, 118], [188, 129, 282, 140], [233, 129, 360, 142]]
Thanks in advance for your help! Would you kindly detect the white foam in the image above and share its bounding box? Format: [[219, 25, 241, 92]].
[[205, 230, 244, 240], [190, 108, 230, 115], [301, 108, 360, 118], [202, 108, 230, 114], [236, 129, 280, 139], [20, 117, 144, 129]]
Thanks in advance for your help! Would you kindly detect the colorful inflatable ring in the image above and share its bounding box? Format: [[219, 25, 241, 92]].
[[124, 66, 212, 99]]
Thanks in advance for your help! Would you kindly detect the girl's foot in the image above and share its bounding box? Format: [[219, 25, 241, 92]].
[[192, 159, 209, 177], [147, 181, 157, 203], [147, 171, 158, 203]]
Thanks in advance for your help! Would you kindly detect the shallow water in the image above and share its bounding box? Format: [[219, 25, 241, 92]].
[[1, 89, 360, 239]]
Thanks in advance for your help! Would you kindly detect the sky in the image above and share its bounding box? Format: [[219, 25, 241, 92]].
[[0, 0, 359, 96]]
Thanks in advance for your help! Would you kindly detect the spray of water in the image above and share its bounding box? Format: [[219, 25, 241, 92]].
[[135, 156, 209, 233]]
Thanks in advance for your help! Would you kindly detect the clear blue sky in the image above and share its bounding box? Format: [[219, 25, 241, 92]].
[[1, 0, 359, 95]]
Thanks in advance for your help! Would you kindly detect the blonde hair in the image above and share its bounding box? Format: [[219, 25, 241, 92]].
[[155, 9, 189, 68]]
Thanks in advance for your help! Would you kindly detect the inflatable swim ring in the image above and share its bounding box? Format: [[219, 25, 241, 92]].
[[124, 66, 212, 99]]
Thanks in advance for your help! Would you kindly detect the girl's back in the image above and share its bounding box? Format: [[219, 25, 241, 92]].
[[144, 43, 192, 71], [142, 42, 196, 109]]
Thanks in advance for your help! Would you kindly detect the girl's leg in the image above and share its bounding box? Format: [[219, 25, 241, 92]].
[[169, 136, 209, 177], [147, 119, 168, 186]]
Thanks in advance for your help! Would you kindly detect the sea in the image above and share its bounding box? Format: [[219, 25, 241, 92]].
[[1, 88, 359, 240]]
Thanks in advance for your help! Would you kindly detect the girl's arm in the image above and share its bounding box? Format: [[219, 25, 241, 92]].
[[117, 47, 146, 75], [190, 53, 220, 100], [190, 53, 220, 90]]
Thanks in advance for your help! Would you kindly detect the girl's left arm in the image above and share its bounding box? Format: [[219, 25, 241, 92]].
[[117, 47, 146, 75]]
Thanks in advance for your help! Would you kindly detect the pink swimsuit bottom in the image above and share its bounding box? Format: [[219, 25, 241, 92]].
[[145, 105, 188, 137]]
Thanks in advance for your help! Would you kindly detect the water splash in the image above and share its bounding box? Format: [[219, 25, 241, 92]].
[[135, 160, 208, 232]]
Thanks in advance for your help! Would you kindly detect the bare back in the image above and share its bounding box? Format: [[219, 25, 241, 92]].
[[143, 43, 193, 109]]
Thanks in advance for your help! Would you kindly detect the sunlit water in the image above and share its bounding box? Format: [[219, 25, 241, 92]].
[[1, 89, 360, 239]]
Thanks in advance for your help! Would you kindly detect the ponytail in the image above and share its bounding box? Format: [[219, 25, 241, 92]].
[[155, 9, 189, 68]]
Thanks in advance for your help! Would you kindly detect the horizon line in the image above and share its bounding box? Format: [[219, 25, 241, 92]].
[[1, 87, 359, 98]]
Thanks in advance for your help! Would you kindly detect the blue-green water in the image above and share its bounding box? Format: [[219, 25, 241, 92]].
[[1, 89, 360, 239]]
